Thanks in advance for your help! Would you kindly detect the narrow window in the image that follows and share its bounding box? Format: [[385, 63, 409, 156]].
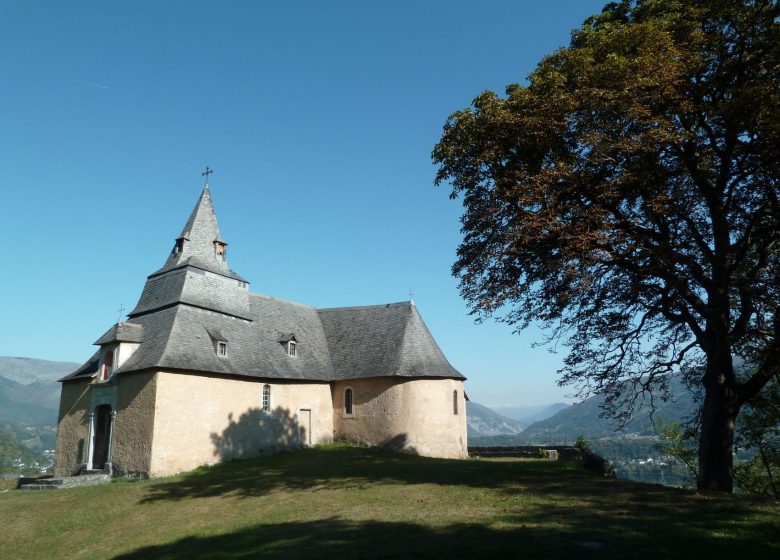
[[344, 388, 353, 416], [217, 341, 228, 356], [215, 241, 227, 261], [262, 384, 271, 412], [453, 390, 458, 415], [288, 341, 297, 357], [100, 350, 114, 381]]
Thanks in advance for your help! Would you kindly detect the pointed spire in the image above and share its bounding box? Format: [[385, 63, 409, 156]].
[[148, 178, 247, 283], [177, 185, 223, 245]]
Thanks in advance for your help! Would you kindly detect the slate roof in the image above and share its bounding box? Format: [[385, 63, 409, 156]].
[[61, 185, 465, 384], [319, 302, 463, 380], [130, 266, 252, 320]]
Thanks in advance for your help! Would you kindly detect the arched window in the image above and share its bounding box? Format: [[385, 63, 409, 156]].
[[453, 390, 458, 415], [261, 384, 271, 413], [100, 350, 114, 382], [344, 387, 354, 417]]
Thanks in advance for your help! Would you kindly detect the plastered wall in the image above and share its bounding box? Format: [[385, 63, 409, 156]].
[[332, 377, 468, 459], [149, 371, 333, 476]]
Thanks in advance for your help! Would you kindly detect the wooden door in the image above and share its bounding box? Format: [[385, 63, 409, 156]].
[[92, 405, 112, 469]]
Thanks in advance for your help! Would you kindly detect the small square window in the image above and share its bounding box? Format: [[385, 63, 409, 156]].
[[217, 341, 228, 356]]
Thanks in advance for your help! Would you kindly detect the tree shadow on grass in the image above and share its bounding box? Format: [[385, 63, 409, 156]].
[[139, 446, 589, 503], [112, 506, 780, 560], [135, 447, 779, 558], [111, 519, 557, 560]]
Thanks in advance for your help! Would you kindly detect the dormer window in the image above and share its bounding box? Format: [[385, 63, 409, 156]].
[[278, 333, 298, 357], [100, 350, 114, 382], [217, 341, 228, 357], [172, 238, 184, 256], [214, 241, 227, 262]]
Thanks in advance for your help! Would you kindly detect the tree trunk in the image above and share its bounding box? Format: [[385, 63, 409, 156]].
[[698, 354, 740, 492]]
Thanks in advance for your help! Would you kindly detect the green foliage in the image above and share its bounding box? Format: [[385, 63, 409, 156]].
[[735, 451, 780, 498], [735, 375, 780, 497], [656, 420, 699, 487], [574, 435, 591, 454]]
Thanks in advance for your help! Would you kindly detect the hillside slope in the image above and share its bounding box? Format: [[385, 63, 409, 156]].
[[521, 380, 700, 444], [0, 425, 41, 468]]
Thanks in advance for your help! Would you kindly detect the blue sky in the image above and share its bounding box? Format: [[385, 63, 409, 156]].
[[0, 0, 606, 407]]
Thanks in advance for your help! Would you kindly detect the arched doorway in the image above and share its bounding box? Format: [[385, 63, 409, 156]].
[[92, 405, 112, 470]]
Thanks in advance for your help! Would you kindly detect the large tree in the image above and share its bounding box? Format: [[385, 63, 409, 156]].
[[433, 0, 779, 492]]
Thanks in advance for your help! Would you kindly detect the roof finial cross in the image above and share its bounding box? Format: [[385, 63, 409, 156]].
[[117, 304, 125, 324], [202, 166, 213, 186], [408, 289, 415, 305]]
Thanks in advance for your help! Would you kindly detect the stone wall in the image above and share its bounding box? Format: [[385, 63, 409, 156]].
[[332, 377, 468, 459], [149, 371, 333, 476], [111, 371, 157, 475], [468, 445, 615, 477], [53, 379, 92, 477]]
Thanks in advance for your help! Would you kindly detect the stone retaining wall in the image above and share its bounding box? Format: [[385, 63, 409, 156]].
[[468, 445, 615, 477]]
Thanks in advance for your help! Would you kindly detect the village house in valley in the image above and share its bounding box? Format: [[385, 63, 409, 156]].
[[55, 180, 468, 477]]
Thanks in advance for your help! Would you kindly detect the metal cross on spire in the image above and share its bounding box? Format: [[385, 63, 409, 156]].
[[202, 166, 213, 186], [408, 289, 415, 305], [117, 304, 125, 324]]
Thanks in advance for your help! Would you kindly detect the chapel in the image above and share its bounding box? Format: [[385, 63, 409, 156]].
[[55, 179, 468, 477]]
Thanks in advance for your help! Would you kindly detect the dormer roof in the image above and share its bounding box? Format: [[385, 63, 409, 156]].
[[93, 322, 144, 345], [277, 333, 298, 343]]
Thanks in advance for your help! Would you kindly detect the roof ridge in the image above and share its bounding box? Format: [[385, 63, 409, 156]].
[[317, 301, 411, 312], [249, 292, 316, 309]]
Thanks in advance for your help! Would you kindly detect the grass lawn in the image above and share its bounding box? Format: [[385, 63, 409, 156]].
[[1, 445, 778, 559]]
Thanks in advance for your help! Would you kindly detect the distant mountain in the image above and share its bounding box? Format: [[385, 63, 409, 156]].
[[521, 403, 571, 425], [487, 402, 572, 425], [466, 402, 525, 437], [0, 357, 79, 385], [0, 377, 61, 426], [520, 379, 700, 444], [0, 357, 75, 427]]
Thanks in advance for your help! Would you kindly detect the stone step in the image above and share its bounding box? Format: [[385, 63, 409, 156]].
[[18, 484, 60, 491], [18, 473, 111, 490]]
